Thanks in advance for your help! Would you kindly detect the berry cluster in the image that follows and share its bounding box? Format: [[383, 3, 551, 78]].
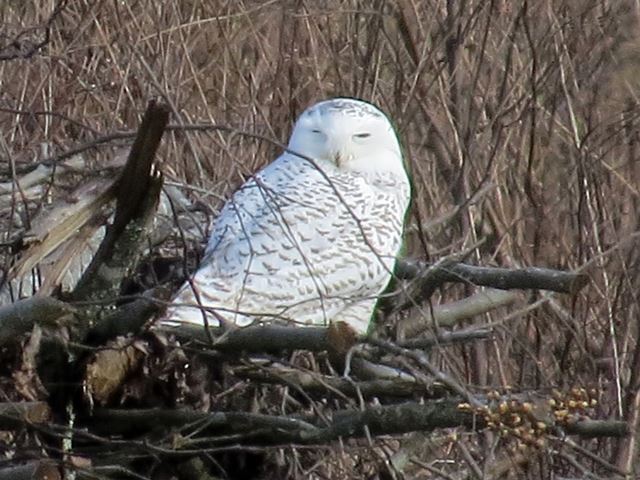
[[458, 387, 598, 450]]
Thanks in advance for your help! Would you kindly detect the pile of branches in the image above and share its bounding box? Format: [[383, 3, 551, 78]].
[[0, 102, 627, 480]]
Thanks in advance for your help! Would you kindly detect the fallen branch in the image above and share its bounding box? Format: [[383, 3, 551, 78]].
[[88, 402, 626, 448], [0, 297, 76, 347], [0, 461, 61, 480], [0, 401, 51, 429], [71, 100, 169, 306], [161, 324, 330, 352], [234, 365, 446, 399], [159, 322, 491, 354], [396, 288, 518, 338], [84, 289, 169, 346], [89, 407, 319, 439], [395, 259, 589, 295], [7, 178, 116, 283]]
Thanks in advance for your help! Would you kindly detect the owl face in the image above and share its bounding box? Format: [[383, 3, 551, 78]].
[[287, 98, 405, 176]]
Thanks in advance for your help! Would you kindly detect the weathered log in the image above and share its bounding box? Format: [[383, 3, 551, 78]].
[[159, 322, 490, 354], [160, 324, 331, 352], [71, 100, 169, 307]]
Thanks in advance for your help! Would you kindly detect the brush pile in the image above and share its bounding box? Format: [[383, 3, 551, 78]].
[[0, 2, 637, 479]]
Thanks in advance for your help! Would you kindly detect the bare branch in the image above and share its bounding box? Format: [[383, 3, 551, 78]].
[[71, 100, 169, 306], [0, 297, 76, 347], [0, 462, 61, 480], [159, 322, 491, 354], [160, 324, 330, 352], [395, 259, 589, 295], [234, 365, 447, 399], [0, 401, 51, 429], [397, 288, 520, 338], [88, 403, 627, 448]]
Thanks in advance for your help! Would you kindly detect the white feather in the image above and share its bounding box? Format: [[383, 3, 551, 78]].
[[163, 98, 410, 334]]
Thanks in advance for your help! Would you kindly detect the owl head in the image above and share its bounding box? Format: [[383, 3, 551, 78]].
[[287, 98, 406, 177]]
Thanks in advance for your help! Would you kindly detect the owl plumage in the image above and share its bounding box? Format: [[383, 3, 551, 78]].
[[162, 98, 410, 334]]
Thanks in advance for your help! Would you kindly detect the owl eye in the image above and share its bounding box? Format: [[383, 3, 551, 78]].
[[353, 133, 371, 139], [311, 129, 322, 134]]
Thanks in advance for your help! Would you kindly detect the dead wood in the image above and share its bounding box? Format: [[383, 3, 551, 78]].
[[0, 297, 76, 347], [83, 289, 168, 345], [161, 324, 331, 352], [70, 100, 169, 306], [394, 259, 590, 296], [565, 419, 630, 438], [0, 461, 61, 480], [0, 401, 51, 429], [88, 402, 626, 448], [234, 365, 445, 398], [83, 338, 147, 406], [396, 288, 519, 338], [7, 178, 116, 285], [89, 401, 469, 443], [158, 322, 490, 354]]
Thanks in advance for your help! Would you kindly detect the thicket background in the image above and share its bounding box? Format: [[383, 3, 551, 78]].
[[0, 1, 639, 479]]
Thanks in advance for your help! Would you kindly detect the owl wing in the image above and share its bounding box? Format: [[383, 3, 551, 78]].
[[198, 154, 400, 313]]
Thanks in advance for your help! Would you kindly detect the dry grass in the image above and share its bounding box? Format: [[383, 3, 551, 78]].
[[1, 0, 640, 478]]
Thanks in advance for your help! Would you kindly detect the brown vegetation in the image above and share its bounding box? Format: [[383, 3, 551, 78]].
[[0, 1, 639, 479]]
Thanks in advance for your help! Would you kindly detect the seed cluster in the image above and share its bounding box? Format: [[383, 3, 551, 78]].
[[458, 387, 598, 450]]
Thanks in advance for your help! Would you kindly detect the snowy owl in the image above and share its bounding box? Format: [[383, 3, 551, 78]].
[[162, 98, 410, 334]]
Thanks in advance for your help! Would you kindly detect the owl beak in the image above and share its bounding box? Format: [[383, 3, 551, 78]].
[[328, 130, 349, 167]]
